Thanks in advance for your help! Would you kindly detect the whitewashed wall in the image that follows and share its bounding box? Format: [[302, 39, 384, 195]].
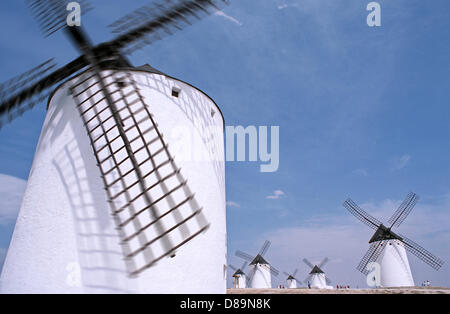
[[379, 240, 414, 287], [250, 264, 272, 289]]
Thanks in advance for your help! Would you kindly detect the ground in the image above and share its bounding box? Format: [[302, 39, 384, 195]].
[[227, 287, 450, 294]]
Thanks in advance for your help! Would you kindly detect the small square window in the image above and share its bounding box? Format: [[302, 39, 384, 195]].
[[172, 87, 181, 98], [116, 81, 127, 88]]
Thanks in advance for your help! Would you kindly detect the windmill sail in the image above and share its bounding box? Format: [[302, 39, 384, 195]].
[[357, 241, 385, 275], [302, 258, 315, 269], [0, 59, 57, 126], [235, 250, 255, 262], [399, 233, 444, 270], [0, 0, 230, 129], [318, 257, 329, 269], [27, 0, 93, 37], [388, 192, 419, 228], [259, 240, 271, 257], [343, 198, 382, 230], [108, 0, 229, 55], [0, 56, 90, 128]]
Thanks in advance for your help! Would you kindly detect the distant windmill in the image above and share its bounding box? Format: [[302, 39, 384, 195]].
[[343, 192, 444, 287], [0, 0, 229, 294], [235, 240, 279, 289], [228, 261, 249, 289], [282, 268, 301, 289], [303, 258, 333, 289]]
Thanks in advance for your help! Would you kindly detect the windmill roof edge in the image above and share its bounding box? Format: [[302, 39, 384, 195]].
[[46, 62, 225, 129]]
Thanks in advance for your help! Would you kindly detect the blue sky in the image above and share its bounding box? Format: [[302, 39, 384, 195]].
[[0, 0, 449, 288]]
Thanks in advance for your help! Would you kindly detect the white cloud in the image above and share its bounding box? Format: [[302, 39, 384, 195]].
[[226, 201, 241, 208], [276, 1, 298, 10], [392, 154, 411, 170], [0, 174, 27, 225], [260, 195, 450, 288], [266, 190, 285, 200], [214, 11, 243, 26]]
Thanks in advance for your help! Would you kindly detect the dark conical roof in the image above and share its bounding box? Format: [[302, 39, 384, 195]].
[[233, 269, 245, 276], [287, 275, 295, 280], [136, 64, 167, 76], [310, 265, 324, 274], [250, 254, 269, 265], [369, 224, 403, 243]]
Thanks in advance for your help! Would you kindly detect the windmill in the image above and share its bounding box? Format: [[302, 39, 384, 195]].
[[303, 257, 333, 289], [0, 0, 229, 294], [235, 240, 279, 289], [282, 268, 301, 289], [343, 192, 444, 287], [228, 261, 248, 289]]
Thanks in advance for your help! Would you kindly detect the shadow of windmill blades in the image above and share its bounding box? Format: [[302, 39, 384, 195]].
[[52, 139, 132, 294], [51, 70, 210, 278]]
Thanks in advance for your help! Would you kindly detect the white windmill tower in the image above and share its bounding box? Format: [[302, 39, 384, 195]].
[[229, 261, 248, 289], [235, 240, 279, 289], [343, 192, 444, 287], [0, 0, 229, 294], [303, 258, 333, 289], [282, 268, 301, 289]]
